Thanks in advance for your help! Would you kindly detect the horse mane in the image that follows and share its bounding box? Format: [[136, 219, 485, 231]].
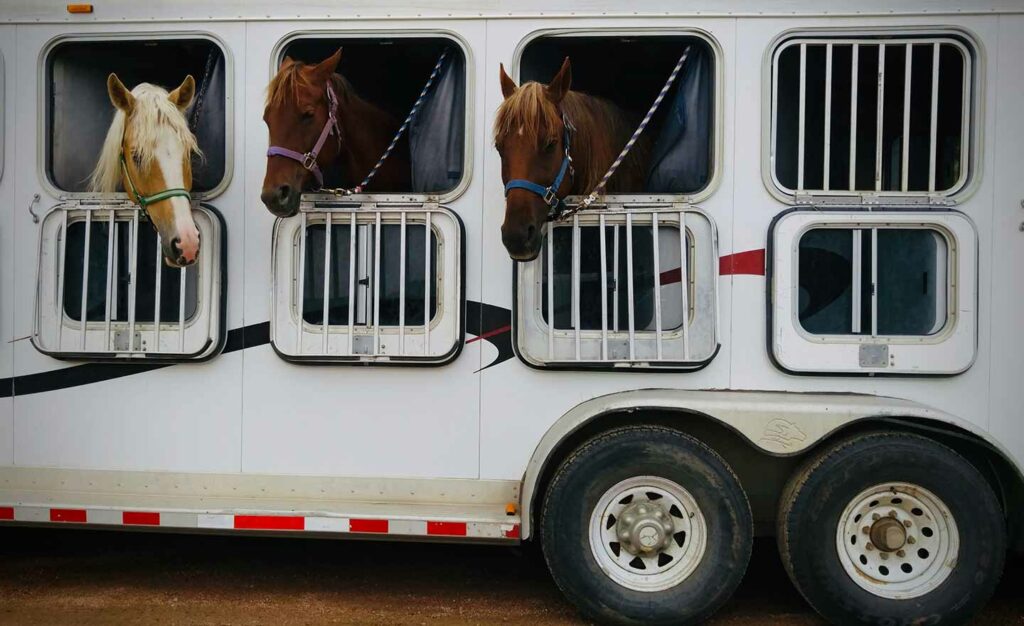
[[493, 82, 650, 193], [89, 83, 201, 193], [266, 60, 355, 108]]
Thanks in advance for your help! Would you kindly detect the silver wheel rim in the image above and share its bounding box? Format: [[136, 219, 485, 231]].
[[589, 476, 707, 592], [836, 482, 958, 599]]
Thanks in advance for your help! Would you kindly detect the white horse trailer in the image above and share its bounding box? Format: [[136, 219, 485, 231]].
[[1, 1, 1023, 623]]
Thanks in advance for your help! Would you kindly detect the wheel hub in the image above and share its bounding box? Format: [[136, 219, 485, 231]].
[[616, 502, 675, 555], [869, 516, 907, 552]]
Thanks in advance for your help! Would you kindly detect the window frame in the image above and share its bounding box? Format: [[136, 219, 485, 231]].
[[31, 201, 227, 362], [768, 208, 978, 376], [37, 31, 235, 200], [270, 29, 474, 204], [511, 27, 725, 207], [270, 203, 466, 365], [762, 26, 982, 206], [514, 206, 719, 371]]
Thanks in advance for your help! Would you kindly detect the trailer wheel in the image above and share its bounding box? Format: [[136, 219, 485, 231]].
[[540, 426, 752, 625], [778, 432, 1006, 625]]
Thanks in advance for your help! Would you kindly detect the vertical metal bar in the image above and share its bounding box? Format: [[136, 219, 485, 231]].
[[423, 211, 431, 355], [612, 224, 620, 332], [823, 43, 833, 191], [849, 43, 859, 190], [929, 42, 940, 192], [348, 212, 356, 355], [599, 214, 608, 361], [399, 212, 407, 355], [572, 215, 581, 361], [679, 211, 689, 360], [797, 43, 807, 191], [322, 212, 332, 354], [625, 213, 636, 360], [153, 232, 162, 351], [901, 43, 913, 192], [79, 210, 92, 350], [104, 210, 115, 351], [875, 44, 886, 192], [871, 227, 879, 336], [295, 211, 307, 355], [177, 267, 186, 353], [546, 223, 555, 360], [851, 229, 862, 334], [651, 214, 663, 360], [373, 211, 382, 355], [127, 211, 139, 353], [56, 211, 68, 348]]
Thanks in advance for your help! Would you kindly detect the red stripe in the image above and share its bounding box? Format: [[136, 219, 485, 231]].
[[50, 508, 87, 523], [234, 515, 305, 531], [719, 249, 765, 276], [426, 521, 467, 536], [349, 518, 389, 533], [465, 325, 511, 344], [122, 511, 160, 526], [504, 524, 521, 539], [0, 507, 13, 521]]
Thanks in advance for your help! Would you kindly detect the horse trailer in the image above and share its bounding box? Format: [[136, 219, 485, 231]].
[[1, 1, 1023, 623]]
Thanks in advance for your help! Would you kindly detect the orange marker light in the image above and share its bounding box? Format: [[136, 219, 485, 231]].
[[505, 502, 517, 516], [67, 4, 94, 13]]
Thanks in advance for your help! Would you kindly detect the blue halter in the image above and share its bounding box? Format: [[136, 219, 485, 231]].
[[503, 115, 575, 221]]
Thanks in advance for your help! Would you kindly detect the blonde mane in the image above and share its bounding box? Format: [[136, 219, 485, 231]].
[[493, 82, 650, 193], [89, 83, 201, 193]]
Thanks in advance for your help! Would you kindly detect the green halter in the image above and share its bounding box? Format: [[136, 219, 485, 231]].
[[119, 152, 192, 215]]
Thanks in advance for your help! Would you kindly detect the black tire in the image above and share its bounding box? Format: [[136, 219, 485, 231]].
[[778, 432, 1006, 626], [540, 426, 752, 625]]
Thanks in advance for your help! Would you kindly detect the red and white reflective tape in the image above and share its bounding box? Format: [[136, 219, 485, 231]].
[[0, 505, 520, 540]]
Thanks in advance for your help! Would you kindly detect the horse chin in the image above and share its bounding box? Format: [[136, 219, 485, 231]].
[[508, 248, 541, 263]]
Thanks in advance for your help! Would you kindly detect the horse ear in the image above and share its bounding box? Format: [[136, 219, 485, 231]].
[[315, 47, 343, 78], [545, 57, 572, 104], [279, 55, 296, 71], [168, 75, 196, 111], [499, 63, 518, 100], [107, 73, 135, 114]]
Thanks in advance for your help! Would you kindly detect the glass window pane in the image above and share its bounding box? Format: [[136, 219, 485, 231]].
[[876, 229, 946, 335]]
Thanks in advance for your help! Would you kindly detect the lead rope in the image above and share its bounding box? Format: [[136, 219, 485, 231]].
[[556, 45, 692, 221], [326, 49, 449, 195]]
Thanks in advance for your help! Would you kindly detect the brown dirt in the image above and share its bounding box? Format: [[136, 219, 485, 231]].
[[0, 528, 1020, 625]]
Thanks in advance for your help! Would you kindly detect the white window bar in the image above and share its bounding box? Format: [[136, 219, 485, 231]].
[[901, 44, 913, 192], [823, 43, 833, 192], [849, 44, 859, 190], [612, 225, 620, 332], [398, 211, 406, 354], [678, 210, 689, 360], [153, 232, 162, 349], [79, 210, 92, 350], [321, 212, 332, 353], [547, 221, 555, 360], [295, 211, 307, 355], [651, 213, 663, 360], [875, 43, 886, 192], [572, 214, 581, 360], [797, 43, 807, 191], [373, 211, 382, 356], [599, 213, 608, 361], [625, 213, 636, 360], [870, 227, 879, 337], [348, 211, 357, 354], [127, 212, 139, 350], [104, 209, 115, 350], [55, 211, 68, 348], [178, 265, 187, 353], [423, 210, 431, 356], [929, 42, 940, 192], [851, 229, 862, 334]]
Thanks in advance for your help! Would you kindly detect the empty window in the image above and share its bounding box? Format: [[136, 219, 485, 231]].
[[770, 210, 977, 375], [516, 209, 717, 369], [46, 37, 228, 194], [279, 36, 466, 194], [32, 204, 225, 360], [272, 206, 464, 364], [519, 33, 718, 196], [770, 33, 974, 198]]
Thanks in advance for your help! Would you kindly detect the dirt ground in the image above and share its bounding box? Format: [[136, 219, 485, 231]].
[[0, 527, 1020, 625]]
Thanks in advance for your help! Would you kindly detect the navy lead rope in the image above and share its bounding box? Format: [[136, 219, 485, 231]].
[[349, 48, 450, 194]]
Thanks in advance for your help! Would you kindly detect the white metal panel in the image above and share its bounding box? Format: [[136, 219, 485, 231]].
[[0, 25, 15, 465]]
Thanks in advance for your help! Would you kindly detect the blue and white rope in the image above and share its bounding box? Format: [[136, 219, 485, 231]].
[[561, 45, 692, 220], [352, 49, 450, 193]]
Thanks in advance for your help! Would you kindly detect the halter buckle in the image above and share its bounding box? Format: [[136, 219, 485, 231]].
[[543, 188, 559, 207], [302, 152, 318, 170]]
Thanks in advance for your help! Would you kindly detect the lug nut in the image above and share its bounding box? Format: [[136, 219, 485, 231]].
[[896, 550, 906, 558], [866, 543, 874, 551], [907, 536, 916, 544], [872, 513, 880, 521], [903, 520, 912, 527], [889, 511, 898, 518], [862, 526, 871, 534], [880, 552, 889, 560]]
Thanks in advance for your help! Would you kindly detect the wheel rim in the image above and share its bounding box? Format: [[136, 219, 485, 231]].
[[589, 476, 707, 592], [835, 482, 959, 599]]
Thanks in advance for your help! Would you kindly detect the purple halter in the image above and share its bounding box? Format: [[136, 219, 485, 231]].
[[266, 82, 341, 188]]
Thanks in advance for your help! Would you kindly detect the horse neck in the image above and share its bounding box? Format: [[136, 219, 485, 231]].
[[331, 75, 408, 188], [563, 91, 649, 194]]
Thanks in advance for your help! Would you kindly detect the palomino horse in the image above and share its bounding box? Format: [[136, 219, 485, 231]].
[[261, 48, 411, 217], [494, 58, 651, 261], [90, 74, 202, 267]]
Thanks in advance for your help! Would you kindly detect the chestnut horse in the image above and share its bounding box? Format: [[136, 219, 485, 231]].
[[90, 74, 202, 267], [262, 49, 411, 217], [494, 58, 651, 261]]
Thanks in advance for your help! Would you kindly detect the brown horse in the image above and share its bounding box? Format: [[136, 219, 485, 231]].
[[262, 49, 411, 217], [494, 58, 651, 261]]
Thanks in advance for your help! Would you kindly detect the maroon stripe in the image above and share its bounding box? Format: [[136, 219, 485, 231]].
[[349, 519, 389, 533], [466, 325, 511, 344], [719, 249, 766, 276], [122, 511, 160, 526], [426, 521, 467, 536], [50, 508, 87, 523], [234, 515, 305, 531], [0, 507, 13, 521]]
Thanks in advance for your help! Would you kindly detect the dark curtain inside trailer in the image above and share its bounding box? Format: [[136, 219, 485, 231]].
[[409, 51, 465, 193]]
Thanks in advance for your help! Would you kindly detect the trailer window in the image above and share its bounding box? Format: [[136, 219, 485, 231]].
[[32, 204, 225, 361], [272, 206, 464, 364], [278, 36, 466, 194], [519, 33, 718, 197], [516, 209, 717, 370], [769, 33, 975, 199], [769, 210, 977, 375], [45, 37, 228, 195]]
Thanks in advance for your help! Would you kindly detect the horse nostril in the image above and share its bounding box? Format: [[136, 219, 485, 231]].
[[526, 224, 536, 241], [171, 237, 182, 253], [278, 185, 292, 203]]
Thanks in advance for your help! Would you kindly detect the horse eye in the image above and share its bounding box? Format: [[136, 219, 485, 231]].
[[301, 110, 315, 121], [543, 139, 557, 153]]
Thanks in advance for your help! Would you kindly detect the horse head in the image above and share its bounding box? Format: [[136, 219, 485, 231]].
[[493, 57, 574, 261], [262, 48, 343, 217], [91, 74, 202, 267]]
